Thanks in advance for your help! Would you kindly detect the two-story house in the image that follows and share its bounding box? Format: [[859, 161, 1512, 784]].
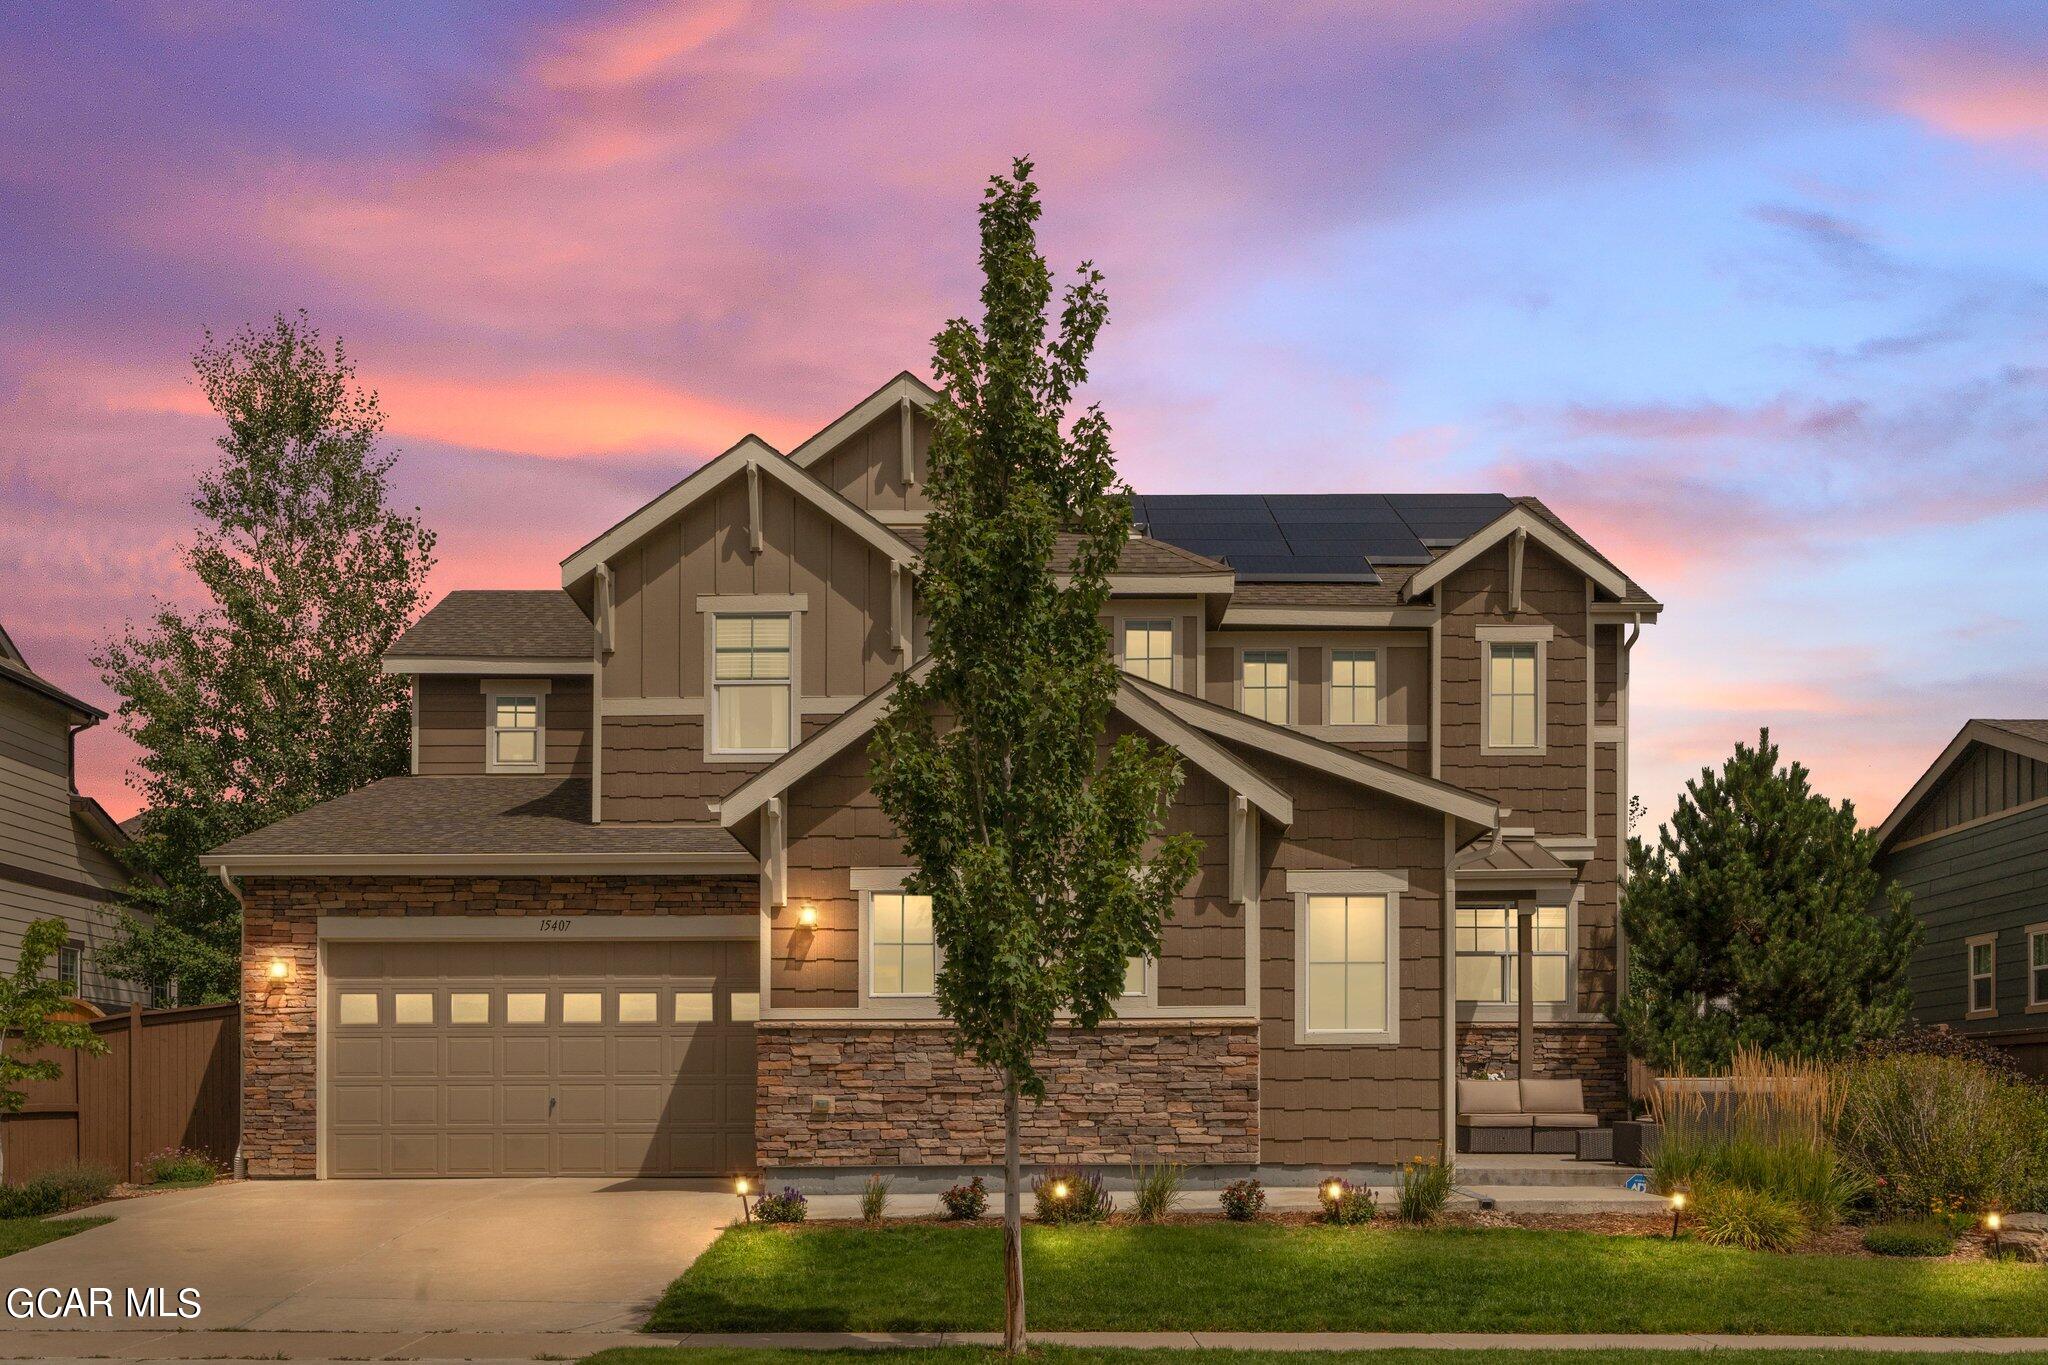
[[205, 373, 1660, 1180]]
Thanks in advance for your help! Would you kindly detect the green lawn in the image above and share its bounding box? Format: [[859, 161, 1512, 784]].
[[0, 1216, 109, 1258], [649, 1224, 2048, 1336], [593, 1352, 2048, 1365]]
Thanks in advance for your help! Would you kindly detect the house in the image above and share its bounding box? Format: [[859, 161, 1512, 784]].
[[203, 373, 1661, 1180], [1874, 720, 2048, 1079], [0, 619, 144, 1010]]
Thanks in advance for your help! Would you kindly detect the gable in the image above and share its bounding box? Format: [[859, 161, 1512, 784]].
[[1405, 503, 1629, 603], [1881, 725, 2048, 852], [794, 376, 937, 525]]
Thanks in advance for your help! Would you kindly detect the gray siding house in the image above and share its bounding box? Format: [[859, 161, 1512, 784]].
[[1874, 719, 2048, 1078]]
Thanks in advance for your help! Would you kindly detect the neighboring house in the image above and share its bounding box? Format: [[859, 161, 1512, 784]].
[[1875, 719, 2048, 1079], [0, 619, 143, 1010], [204, 373, 1661, 1180]]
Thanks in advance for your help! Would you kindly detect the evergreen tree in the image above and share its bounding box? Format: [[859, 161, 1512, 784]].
[[1616, 728, 1918, 1067], [94, 313, 436, 1003], [869, 160, 1200, 1354]]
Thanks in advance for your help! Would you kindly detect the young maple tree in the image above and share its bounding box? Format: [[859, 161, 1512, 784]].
[[1616, 728, 1919, 1067], [869, 159, 1200, 1353], [0, 919, 108, 1176], [94, 313, 436, 1003]]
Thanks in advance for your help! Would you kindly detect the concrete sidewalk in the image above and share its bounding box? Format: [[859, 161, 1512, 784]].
[[5, 1329, 2048, 1360]]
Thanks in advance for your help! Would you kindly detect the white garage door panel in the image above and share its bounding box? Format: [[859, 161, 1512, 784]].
[[324, 938, 755, 1178]]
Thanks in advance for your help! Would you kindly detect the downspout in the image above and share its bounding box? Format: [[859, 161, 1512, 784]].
[[1616, 615, 1640, 1003], [218, 865, 248, 1180]]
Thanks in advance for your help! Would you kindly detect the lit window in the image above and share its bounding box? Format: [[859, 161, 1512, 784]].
[[486, 692, 544, 773], [1122, 955, 1149, 998], [449, 993, 489, 1024], [712, 615, 792, 754], [1969, 939, 1996, 1015], [1456, 905, 1569, 1005], [870, 892, 936, 997], [505, 992, 546, 1024], [393, 993, 434, 1024], [1122, 620, 1174, 687], [618, 992, 657, 1023], [729, 991, 761, 1022], [562, 992, 603, 1023], [1486, 643, 1539, 749], [2031, 929, 2048, 1009], [674, 991, 714, 1023], [1303, 895, 1390, 1034], [1330, 649, 1378, 726], [1241, 650, 1290, 724], [338, 992, 379, 1025]]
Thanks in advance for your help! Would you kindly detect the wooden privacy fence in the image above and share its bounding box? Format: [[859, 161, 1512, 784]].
[[1, 1003, 239, 1184]]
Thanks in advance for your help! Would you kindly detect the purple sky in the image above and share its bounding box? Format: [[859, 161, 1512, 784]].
[[4, 1, 2046, 827]]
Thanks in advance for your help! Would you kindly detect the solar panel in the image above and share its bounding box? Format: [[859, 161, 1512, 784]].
[[1129, 491, 1513, 581]]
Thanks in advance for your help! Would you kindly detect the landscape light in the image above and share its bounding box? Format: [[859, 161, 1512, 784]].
[[736, 1175, 753, 1223], [1987, 1212, 2003, 1256], [1323, 1180, 1343, 1203], [1669, 1191, 1687, 1239], [1051, 1181, 1069, 1200]]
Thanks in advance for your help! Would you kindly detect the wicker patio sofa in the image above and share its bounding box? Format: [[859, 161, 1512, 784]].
[[1456, 1077, 1600, 1153]]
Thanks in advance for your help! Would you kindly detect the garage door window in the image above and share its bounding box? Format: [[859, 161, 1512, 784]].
[[731, 991, 761, 1022], [506, 992, 546, 1023], [618, 991, 657, 1023], [394, 993, 435, 1024], [338, 992, 378, 1025], [450, 992, 489, 1024], [562, 991, 603, 1023], [675, 991, 714, 1022]]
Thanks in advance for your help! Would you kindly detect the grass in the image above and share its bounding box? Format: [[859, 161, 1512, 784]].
[[649, 1224, 2048, 1336], [0, 1215, 109, 1258], [590, 1352, 2048, 1365]]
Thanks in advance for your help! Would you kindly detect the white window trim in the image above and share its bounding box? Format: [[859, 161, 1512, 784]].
[[1289, 869, 1403, 1046], [1966, 932, 1998, 1019], [1454, 892, 1579, 1022], [2027, 922, 2048, 1014], [56, 940, 83, 992], [705, 611, 799, 762], [1121, 953, 1155, 1004], [856, 869, 942, 1017], [1479, 634, 1547, 756], [1323, 644, 1385, 729], [481, 682, 549, 774], [1237, 645, 1295, 726], [1117, 615, 1180, 690]]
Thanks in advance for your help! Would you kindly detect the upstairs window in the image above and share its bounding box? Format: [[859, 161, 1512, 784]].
[[1122, 620, 1175, 687], [712, 614, 792, 755], [56, 942, 82, 993], [1241, 649, 1290, 724], [1485, 642, 1540, 750], [1329, 648, 1379, 726], [2031, 926, 2048, 1009], [1456, 905, 1569, 1005], [870, 891, 936, 997], [485, 689, 545, 773], [1968, 936, 1996, 1016]]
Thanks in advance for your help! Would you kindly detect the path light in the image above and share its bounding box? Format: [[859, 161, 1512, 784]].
[[1323, 1180, 1343, 1204], [797, 903, 819, 929], [1051, 1180, 1069, 1201], [1669, 1190, 1687, 1240], [736, 1175, 753, 1224], [1986, 1211, 2002, 1258]]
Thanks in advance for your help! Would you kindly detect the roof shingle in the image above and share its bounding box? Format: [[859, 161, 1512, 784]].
[[387, 591, 592, 660]]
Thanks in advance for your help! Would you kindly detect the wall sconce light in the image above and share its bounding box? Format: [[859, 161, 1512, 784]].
[[1669, 1190, 1687, 1239], [796, 903, 818, 930], [263, 958, 294, 985]]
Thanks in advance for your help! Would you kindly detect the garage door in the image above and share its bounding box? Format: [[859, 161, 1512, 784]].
[[324, 939, 756, 1178]]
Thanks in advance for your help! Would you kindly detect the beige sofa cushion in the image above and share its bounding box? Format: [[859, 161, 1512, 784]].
[[1459, 1078, 1523, 1115], [1519, 1078, 1586, 1115], [1460, 1113, 1534, 1128], [1531, 1112, 1598, 1128]]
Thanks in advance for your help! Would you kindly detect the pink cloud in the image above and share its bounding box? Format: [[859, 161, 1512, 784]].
[[1878, 40, 2048, 148]]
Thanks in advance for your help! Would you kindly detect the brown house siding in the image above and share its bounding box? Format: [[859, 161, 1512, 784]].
[[755, 1020, 1258, 1167], [416, 676, 592, 777], [808, 405, 933, 517], [239, 874, 752, 1178]]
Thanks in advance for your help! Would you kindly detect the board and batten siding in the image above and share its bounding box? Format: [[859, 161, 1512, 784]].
[[1884, 799, 2048, 1034], [807, 404, 932, 517], [0, 686, 141, 1007], [1894, 742, 2048, 848]]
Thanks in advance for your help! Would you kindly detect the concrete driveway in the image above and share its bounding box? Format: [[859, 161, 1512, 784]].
[[0, 1178, 736, 1333]]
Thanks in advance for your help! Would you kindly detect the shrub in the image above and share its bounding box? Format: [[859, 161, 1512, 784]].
[[0, 1181, 61, 1219], [145, 1147, 217, 1186], [1395, 1157, 1455, 1225], [36, 1164, 117, 1210], [1032, 1169, 1113, 1224], [1861, 1218, 1958, 1257], [1219, 1177, 1266, 1222], [1132, 1161, 1184, 1222], [939, 1175, 988, 1221], [1650, 1049, 1859, 1229], [1858, 1026, 2034, 1086], [1317, 1177, 1376, 1225], [1690, 1180, 1806, 1252], [860, 1174, 889, 1224], [1835, 1052, 2048, 1219], [753, 1186, 807, 1224]]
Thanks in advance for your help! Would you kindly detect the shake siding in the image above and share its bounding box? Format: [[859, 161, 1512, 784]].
[[415, 676, 591, 777], [1594, 625, 1620, 725], [1896, 744, 2048, 846], [810, 406, 932, 515], [1583, 741, 1621, 1015], [1885, 801, 2048, 1032], [1438, 542, 1590, 838], [1152, 759, 1242, 1008]]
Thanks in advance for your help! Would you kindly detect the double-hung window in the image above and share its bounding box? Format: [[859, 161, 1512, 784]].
[[1241, 650, 1290, 724], [1122, 620, 1174, 687], [712, 614, 792, 755], [1456, 904, 1569, 1005], [1485, 642, 1540, 750], [1122, 955, 1150, 999], [2028, 925, 2048, 1009], [870, 891, 936, 997], [56, 942, 82, 993], [1302, 894, 1391, 1036], [485, 689, 545, 773], [1329, 648, 1379, 726], [1968, 935, 1997, 1016]]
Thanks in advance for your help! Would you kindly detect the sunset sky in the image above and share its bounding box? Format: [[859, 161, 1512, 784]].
[[4, 1, 2045, 828]]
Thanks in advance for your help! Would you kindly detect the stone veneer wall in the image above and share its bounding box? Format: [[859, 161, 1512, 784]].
[[240, 875, 754, 1178], [1460, 1021, 1628, 1121], [756, 1021, 1259, 1167]]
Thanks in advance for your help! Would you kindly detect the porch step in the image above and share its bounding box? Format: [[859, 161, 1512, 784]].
[[1455, 1155, 1650, 1189]]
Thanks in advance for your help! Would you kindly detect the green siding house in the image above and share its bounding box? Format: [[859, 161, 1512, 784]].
[[1874, 719, 2048, 1078]]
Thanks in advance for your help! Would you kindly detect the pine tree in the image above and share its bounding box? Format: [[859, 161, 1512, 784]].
[[1616, 728, 1918, 1067], [93, 313, 436, 1002], [868, 160, 1200, 1354]]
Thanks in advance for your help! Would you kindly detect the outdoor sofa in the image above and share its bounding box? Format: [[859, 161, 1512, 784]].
[[1456, 1077, 1599, 1154]]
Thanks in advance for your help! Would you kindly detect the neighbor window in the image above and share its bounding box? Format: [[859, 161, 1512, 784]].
[[1329, 649, 1378, 726], [870, 891, 936, 997], [56, 942, 82, 992], [2031, 927, 2048, 1009], [712, 614, 792, 754], [1122, 620, 1174, 687], [1485, 643, 1540, 750], [1968, 937, 1996, 1015], [1241, 650, 1290, 724], [1122, 955, 1150, 998], [486, 691, 545, 773], [1302, 894, 1391, 1035], [1456, 905, 1569, 1005]]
